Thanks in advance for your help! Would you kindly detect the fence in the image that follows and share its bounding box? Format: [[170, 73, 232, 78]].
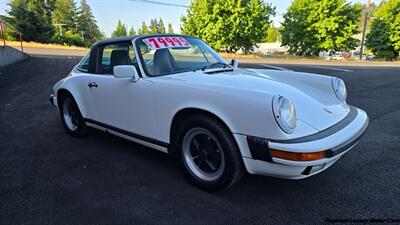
[[0, 18, 24, 53]]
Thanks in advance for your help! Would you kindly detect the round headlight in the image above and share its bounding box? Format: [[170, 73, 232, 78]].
[[272, 96, 297, 134], [331, 78, 347, 103]]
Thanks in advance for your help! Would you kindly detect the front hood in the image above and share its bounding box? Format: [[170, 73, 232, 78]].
[[165, 68, 349, 131]]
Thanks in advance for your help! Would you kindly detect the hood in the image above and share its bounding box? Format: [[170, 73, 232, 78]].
[[164, 68, 350, 131]]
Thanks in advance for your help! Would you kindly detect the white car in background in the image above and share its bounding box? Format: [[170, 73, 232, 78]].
[[50, 35, 369, 191]]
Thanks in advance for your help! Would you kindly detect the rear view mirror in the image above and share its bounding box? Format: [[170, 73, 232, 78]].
[[113, 65, 139, 82], [231, 58, 239, 68]]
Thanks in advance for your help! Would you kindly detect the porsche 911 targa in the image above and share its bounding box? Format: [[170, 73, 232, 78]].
[[50, 35, 369, 191]]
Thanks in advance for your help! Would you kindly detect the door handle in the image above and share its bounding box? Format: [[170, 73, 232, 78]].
[[88, 82, 98, 88]]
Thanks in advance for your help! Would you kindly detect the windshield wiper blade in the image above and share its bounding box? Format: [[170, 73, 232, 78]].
[[201, 62, 230, 71]]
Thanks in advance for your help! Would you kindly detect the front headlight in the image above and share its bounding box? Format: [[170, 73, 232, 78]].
[[331, 78, 347, 103], [272, 96, 297, 134]]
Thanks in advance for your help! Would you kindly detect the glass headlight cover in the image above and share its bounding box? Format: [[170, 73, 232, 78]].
[[331, 78, 347, 103], [272, 96, 297, 134]]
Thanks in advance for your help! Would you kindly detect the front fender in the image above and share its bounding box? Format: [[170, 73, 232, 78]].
[[153, 78, 318, 147], [54, 72, 91, 118]]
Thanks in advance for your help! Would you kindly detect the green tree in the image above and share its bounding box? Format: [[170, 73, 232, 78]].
[[138, 21, 149, 35], [149, 18, 159, 34], [366, 0, 400, 60], [280, 0, 362, 56], [52, 0, 79, 34], [77, 0, 102, 46], [5, 0, 55, 42], [111, 20, 127, 37], [52, 0, 84, 45], [159, 18, 166, 33], [265, 25, 281, 43], [181, 0, 275, 53], [167, 23, 174, 34], [129, 26, 136, 35]]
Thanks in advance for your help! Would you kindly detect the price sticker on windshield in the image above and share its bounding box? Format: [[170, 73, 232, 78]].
[[143, 37, 191, 50]]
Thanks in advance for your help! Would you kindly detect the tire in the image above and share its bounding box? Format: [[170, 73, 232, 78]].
[[59, 94, 88, 137], [176, 114, 244, 191]]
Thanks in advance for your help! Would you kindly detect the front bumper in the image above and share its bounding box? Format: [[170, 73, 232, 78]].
[[49, 94, 57, 108], [236, 106, 369, 179]]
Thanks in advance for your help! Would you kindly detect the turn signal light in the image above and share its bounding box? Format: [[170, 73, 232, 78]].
[[270, 149, 327, 161]]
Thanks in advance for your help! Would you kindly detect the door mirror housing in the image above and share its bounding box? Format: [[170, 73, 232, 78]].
[[113, 65, 139, 82], [231, 58, 239, 68]]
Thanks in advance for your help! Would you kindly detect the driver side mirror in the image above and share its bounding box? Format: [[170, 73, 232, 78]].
[[231, 58, 239, 69], [113, 65, 139, 82]]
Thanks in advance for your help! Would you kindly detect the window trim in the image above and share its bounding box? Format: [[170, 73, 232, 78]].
[[94, 41, 137, 75], [76, 53, 90, 73], [134, 35, 227, 77]]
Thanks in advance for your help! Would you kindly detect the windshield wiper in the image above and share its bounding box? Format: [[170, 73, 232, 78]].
[[201, 62, 231, 71]]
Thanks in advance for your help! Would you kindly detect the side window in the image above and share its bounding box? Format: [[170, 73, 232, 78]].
[[98, 42, 136, 74], [77, 53, 90, 72]]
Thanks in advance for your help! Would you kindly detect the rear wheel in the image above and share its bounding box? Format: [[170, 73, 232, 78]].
[[177, 115, 244, 191], [60, 94, 88, 137]]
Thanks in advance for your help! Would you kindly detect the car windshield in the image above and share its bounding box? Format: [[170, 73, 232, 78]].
[[135, 36, 228, 76]]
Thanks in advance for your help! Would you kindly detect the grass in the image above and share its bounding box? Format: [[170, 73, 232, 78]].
[[219, 52, 259, 59], [4, 40, 88, 50]]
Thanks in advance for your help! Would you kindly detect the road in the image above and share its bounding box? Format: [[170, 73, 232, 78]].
[[1, 56, 399, 225]]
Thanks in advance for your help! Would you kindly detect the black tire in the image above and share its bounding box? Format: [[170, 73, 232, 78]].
[[176, 114, 244, 191], [59, 93, 88, 137]]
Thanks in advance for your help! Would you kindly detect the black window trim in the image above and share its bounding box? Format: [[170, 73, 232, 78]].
[[94, 40, 137, 75], [76, 53, 90, 73]]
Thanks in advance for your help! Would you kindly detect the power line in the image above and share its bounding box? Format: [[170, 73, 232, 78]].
[[128, 0, 188, 8]]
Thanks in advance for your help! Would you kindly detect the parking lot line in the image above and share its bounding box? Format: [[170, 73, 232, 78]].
[[309, 65, 354, 72], [259, 64, 293, 71]]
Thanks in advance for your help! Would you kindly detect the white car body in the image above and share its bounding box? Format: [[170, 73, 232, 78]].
[[50, 35, 368, 181]]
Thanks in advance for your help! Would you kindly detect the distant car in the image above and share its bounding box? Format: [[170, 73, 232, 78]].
[[50, 35, 369, 191], [330, 53, 344, 60]]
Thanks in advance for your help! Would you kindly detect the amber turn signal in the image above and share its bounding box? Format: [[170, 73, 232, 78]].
[[270, 149, 328, 161]]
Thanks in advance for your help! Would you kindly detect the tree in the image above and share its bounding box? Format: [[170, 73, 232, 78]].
[[52, 0, 85, 45], [159, 18, 166, 33], [52, 0, 80, 34], [366, 0, 400, 60], [138, 21, 149, 35], [5, 0, 55, 42], [111, 20, 127, 37], [129, 26, 136, 35], [265, 25, 281, 43], [77, 0, 102, 46], [149, 18, 158, 34], [181, 0, 275, 53], [167, 23, 174, 34], [280, 0, 362, 56]]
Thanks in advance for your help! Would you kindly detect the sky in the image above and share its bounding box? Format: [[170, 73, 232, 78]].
[[0, 0, 380, 37]]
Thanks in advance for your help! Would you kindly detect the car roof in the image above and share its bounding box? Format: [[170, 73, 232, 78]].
[[92, 34, 196, 48]]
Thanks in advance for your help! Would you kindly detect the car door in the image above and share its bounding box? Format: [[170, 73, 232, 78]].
[[86, 42, 156, 139], [74, 52, 99, 120]]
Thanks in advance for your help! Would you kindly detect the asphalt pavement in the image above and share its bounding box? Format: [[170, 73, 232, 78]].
[[1, 56, 399, 225]]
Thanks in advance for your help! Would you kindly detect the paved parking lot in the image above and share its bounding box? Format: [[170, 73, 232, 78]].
[[1, 56, 399, 225]]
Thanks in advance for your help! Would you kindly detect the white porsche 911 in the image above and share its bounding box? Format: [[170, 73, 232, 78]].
[[50, 35, 369, 191]]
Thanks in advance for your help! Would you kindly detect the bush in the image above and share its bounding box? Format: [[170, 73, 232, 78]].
[[375, 50, 396, 60], [62, 30, 84, 46]]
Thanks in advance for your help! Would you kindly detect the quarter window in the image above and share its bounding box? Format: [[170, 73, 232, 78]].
[[77, 53, 90, 72]]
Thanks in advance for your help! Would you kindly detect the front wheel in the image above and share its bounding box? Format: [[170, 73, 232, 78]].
[[177, 115, 244, 191], [60, 94, 88, 137]]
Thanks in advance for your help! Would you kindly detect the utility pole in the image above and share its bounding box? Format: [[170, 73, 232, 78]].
[[360, 0, 372, 60], [54, 23, 66, 37], [0, 20, 6, 46]]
